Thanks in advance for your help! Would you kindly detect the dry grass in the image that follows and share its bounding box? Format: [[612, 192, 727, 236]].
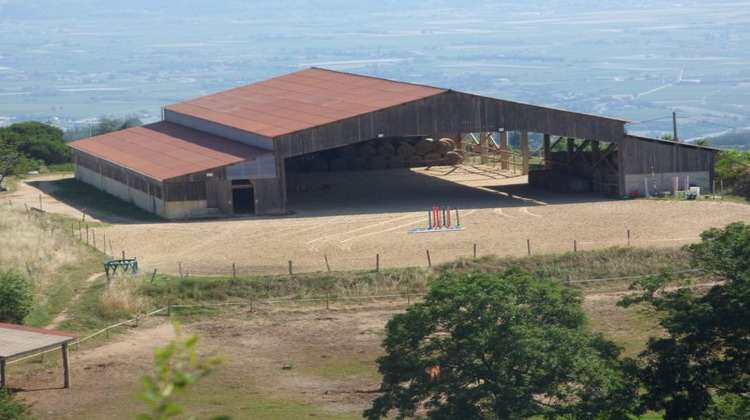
[[98, 274, 148, 319], [0, 206, 87, 292]]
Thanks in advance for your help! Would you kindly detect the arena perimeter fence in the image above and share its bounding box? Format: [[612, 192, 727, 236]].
[[7, 197, 705, 277], [7, 267, 704, 367]]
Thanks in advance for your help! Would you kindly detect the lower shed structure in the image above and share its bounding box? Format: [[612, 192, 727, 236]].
[[69, 68, 717, 218]]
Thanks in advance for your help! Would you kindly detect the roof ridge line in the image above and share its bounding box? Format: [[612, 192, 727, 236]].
[[308, 66, 448, 93]]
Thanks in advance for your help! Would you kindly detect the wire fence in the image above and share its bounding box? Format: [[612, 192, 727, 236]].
[[6, 267, 710, 367]]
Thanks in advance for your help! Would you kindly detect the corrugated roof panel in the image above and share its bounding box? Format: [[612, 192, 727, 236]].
[[69, 121, 271, 181], [164, 67, 447, 137]]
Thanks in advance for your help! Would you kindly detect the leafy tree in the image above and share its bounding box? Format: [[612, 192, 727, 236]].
[[0, 387, 34, 420], [139, 324, 226, 420], [0, 270, 34, 324], [365, 268, 637, 420], [0, 121, 69, 165], [620, 222, 750, 419], [0, 146, 38, 186]]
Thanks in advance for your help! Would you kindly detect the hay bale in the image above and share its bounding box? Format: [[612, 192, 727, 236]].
[[359, 144, 377, 159], [350, 157, 368, 170], [442, 151, 463, 165], [329, 158, 349, 171], [423, 152, 442, 166], [435, 138, 454, 155], [388, 155, 406, 168], [439, 137, 456, 149], [369, 156, 388, 170], [339, 145, 357, 159], [376, 142, 396, 157], [396, 142, 416, 157], [405, 155, 424, 167], [414, 139, 435, 156], [308, 158, 328, 172]]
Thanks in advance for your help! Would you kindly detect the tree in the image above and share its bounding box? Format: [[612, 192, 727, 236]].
[[0, 270, 34, 324], [0, 121, 69, 165], [92, 115, 142, 136], [0, 147, 37, 187], [620, 222, 750, 419], [365, 268, 636, 420]]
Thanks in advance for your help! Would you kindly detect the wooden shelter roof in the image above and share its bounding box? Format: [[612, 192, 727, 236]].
[[0, 323, 79, 360]]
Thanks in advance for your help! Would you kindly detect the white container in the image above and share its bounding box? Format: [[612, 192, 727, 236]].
[[689, 186, 700, 197]]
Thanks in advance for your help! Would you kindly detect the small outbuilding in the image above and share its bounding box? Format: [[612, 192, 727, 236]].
[[0, 323, 80, 389]]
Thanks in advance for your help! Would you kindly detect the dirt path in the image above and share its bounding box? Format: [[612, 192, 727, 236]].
[[2, 173, 99, 221], [45, 273, 104, 330]]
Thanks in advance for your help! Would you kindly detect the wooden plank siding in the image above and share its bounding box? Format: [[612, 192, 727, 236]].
[[273, 91, 627, 159], [622, 135, 716, 174]]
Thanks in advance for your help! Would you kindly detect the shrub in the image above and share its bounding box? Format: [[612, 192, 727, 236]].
[[0, 270, 34, 323]]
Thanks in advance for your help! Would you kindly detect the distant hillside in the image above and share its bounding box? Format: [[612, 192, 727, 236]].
[[702, 131, 750, 150]]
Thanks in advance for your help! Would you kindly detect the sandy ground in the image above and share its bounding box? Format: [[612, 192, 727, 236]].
[[5, 167, 750, 276]]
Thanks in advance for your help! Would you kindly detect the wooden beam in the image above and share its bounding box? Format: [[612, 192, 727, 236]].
[[550, 136, 564, 151], [63, 342, 71, 388], [543, 134, 551, 170], [565, 139, 591, 166], [500, 131, 509, 170], [1, 358, 5, 388], [521, 131, 530, 175], [480, 132, 492, 164]]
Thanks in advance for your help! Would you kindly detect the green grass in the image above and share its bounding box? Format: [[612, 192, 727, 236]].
[[42, 178, 163, 222]]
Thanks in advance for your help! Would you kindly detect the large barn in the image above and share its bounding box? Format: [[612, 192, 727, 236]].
[[68, 68, 716, 219]]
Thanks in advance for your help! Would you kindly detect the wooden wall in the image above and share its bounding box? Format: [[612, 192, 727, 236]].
[[72, 150, 163, 199], [621, 135, 716, 174], [273, 91, 626, 160]]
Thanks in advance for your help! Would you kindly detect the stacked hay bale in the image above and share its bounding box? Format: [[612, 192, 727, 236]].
[[299, 137, 464, 172]]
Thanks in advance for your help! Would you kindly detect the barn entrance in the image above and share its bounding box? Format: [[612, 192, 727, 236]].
[[231, 179, 255, 214]]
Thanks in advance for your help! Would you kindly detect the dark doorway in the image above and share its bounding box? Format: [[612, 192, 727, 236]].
[[231, 179, 255, 214]]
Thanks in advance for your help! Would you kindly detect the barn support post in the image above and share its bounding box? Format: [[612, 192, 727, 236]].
[[0, 358, 5, 388], [543, 134, 551, 170], [521, 131, 530, 175], [480, 132, 490, 164], [500, 131, 509, 170], [62, 342, 71, 388]]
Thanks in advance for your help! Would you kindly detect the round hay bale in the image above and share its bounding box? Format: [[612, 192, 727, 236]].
[[423, 152, 442, 166], [442, 151, 463, 165], [405, 155, 424, 167], [369, 155, 388, 170], [435, 138, 454, 155], [396, 142, 416, 157], [414, 139, 434, 156], [376, 142, 396, 157], [359, 144, 377, 159], [339, 145, 357, 159], [329, 157, 349, 171], [387, 155, 405, 168], [350, 157, 368, 170], [308, 158, 328, 172], [439, 137, 456, 149]]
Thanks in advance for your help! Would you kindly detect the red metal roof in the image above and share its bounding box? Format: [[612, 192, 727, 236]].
[[164, 67, 448, 137], [69, 122, 271, 181]]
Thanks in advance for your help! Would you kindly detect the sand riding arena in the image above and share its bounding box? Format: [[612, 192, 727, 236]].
[[15, 164, 749, 276]]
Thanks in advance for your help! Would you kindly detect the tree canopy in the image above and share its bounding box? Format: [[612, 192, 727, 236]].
[[0, 270, 34, 324], [366, 268, 636, 420], [0, 121, 69, 164], [621, 222, 750, 419]]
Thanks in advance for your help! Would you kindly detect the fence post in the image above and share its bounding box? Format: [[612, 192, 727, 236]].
[[288, 260, 293, 275], [86, 225, 89, 245], [232, 262, 236, 279], [376, 254, 380, 272], [92, 229, 96, 249], [150, 269, 157, 284], [426, 250, 432, 268], [167, 300, 172, 316], [324, 255, 331, 273], [627, 229, 631, 247], [527, 239, 531, 256], [249, 296, 253, 314], [573, 239, 577, 252], [473, 243, 477, 259], [78, 222, 82, 240], [178, 262, 183, 280], [326, 291, 330, 310]]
